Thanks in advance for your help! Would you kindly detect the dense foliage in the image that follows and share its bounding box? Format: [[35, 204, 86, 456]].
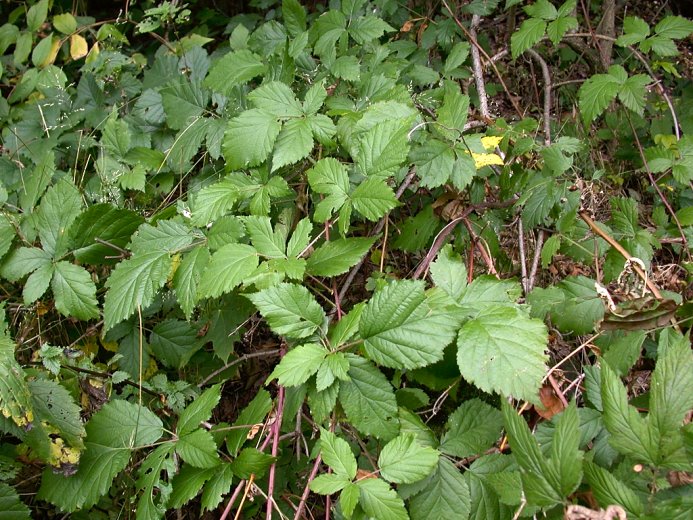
[[0, 0, 692, 518]]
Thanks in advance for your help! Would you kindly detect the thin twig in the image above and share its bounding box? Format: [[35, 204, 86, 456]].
[[197, 349, 281, 388], [527, 230, 545, 292], [525, 49, 552, 145], [266, 382, 286, 520], [293, 454, 323, 520], [470, 14, 489, 118], [518, 218, 528, 293]]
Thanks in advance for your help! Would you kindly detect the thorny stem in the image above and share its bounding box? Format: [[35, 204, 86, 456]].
[[527, 230, 545, 293], [293, 454, 323, 520], [266, 381, 286, 520]]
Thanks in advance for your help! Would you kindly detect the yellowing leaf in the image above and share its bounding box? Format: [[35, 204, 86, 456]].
[[85, 40, 99, 64], [471, 152, 504, 168], [70, 34, 88, 60], [481, 135, 503, 150]]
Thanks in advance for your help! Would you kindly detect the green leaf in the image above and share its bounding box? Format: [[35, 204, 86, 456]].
[[226, 389, 272, 456], [578, 72, 621, 124], [408, 458, 471, 520], [268, 343, 327, 386], [52, 13, 77, 34], [28, 379, 85, 449], [204, 49, 266, 95], [191, 177, 240, 226], [176, 429, 220, 468], [339, 354, 399, 439], [51, 261, 99, 320], [283, 0, 307, 35], [440, 399, 503, 458], [340, 482, 360, 518], [549, 402, 583, 496], [649, 332, 693, 440], [360, 279, 459, 369], [349, 15, 394, 44], [616, 16, 650, 46], [546, 17, 577, 44], [286, 218, 313, 258], [351, 177, 399, 220], [102, 112, 131, 159], [201, 464, 234, 512], [0, 335, 34, 431], [618, 74, 649, 116], [600, 361, 657, 463], [38, 400, 163, 511], [457, 306, 548, 403], [169, 465, 215, 509], [331, 55, 361, 81], [0, 482, 30, 519], [135, 444, 175, 520], [511, 18, 547, 59], [178, 385, 221, 436], [0, 215, 14, 262], [378, 433, 439, 484], [246, 283, 325, 339], [150, 320, 200, 369], [223, 109, 281, 169], [654, 16, 693, 40], [173, 247, 210, 320], [161, 80, 208, 130], [272, 118, 314, 171], [70, 204, 145, 265], [310, 473, 351, 495], [36, 179, 83, 258], [248, 81, 302, 118], [19, 150, 55, 213], [244, 216, 286, 259], [583, 461, 644, 517], [197, 243, 258, 299], [27, 0, 49, 32], [307, 158, 350, 223], [430, 245, 468, 301], [230, 447, 275, 478], [502, 401, 562, 506], [524, 0, 557, 20], [355, 119, 411, 178], [457, 276, 522, 316], [357, 477, 408, 520], [319, 429, 357, 479], [103, 251, 171, 331], [0, 247, 51, 282], [306, 237, 376, 277], [23, 264, 53, 305]]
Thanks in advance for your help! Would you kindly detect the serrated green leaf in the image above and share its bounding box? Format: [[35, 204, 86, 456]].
[[197, 243, 258, 299], [201, 463, 234, 512], [430, 245, 468, 301], [0, 215, 14, 261], [440, 399, 503, 458], [176, 429, 220, 468], [52, 261, 99, 320], [412, 138, 456, 188], [23, 263, 53, 305], [540, 234, 561, 268], [268, 343, 326, 386], [654, 15, 693, 40], [547, 16, 578, 45], [177, 385, 221, 436], [173, 246, 210, 320], [28, 379, 85, 448], [283, 0, 307, 35], [339, 354, 399, 439], [169, 464, 215, 509], [306, 237, 376, 277], [578, 72, 621, 123], [511, 18, 547, 59], [600, 361, 657, 463], [351, 178, 399, 220], [204, 49, 265, 95], [319, 429, 357, 479], [161, 80, 208, 130], [37, 179, 83, 258], [618, 74, 650, 116], [230, 447, 275, 478], [355, 119, 411, 177], [103, 251, 171, 331], [226, 389, 272, 456], [191, 177, 240, 226], [357, 477, 408, 520], [129, 220, 194, 255], [249, 81, 302, 118], [378, 433, 438, 484], [286, 218, 313, 258], [245, 216, 286, 259], [649, 332, 693, 440], [307, 158, 350, 223], [0, 336, 34, 431], [150, 319, 200, 369], [0, 482, 30, 519], [616, 16, 650, 46], [272, 118, 314, 171], [329, 304, 364, 347], [360, 279, 459, 369], [310, 473, 351, 495], [38, 400, 163, 511], [70, 204, 145, 265], [349, 15, 394, 44], [340, 482, 360, 518], [409, 458, 471, 520], [223, 109, 281, 169], [247, 283, 325, 339], [524, 0, 557, 20], [458, 306, 548, 403], [457, 276, 523, 315], [1, 247, 51, 282], [583, 461, 644, 517]]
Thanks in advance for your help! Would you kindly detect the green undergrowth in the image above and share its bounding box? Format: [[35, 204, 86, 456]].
[[0, 0, 692, 518]]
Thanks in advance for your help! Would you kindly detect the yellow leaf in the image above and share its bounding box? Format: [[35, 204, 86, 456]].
[[471, 152, 504, 169], [43, 37, 62, 66], [70, 34, 88, 60], [481, 135, 503, 150]]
